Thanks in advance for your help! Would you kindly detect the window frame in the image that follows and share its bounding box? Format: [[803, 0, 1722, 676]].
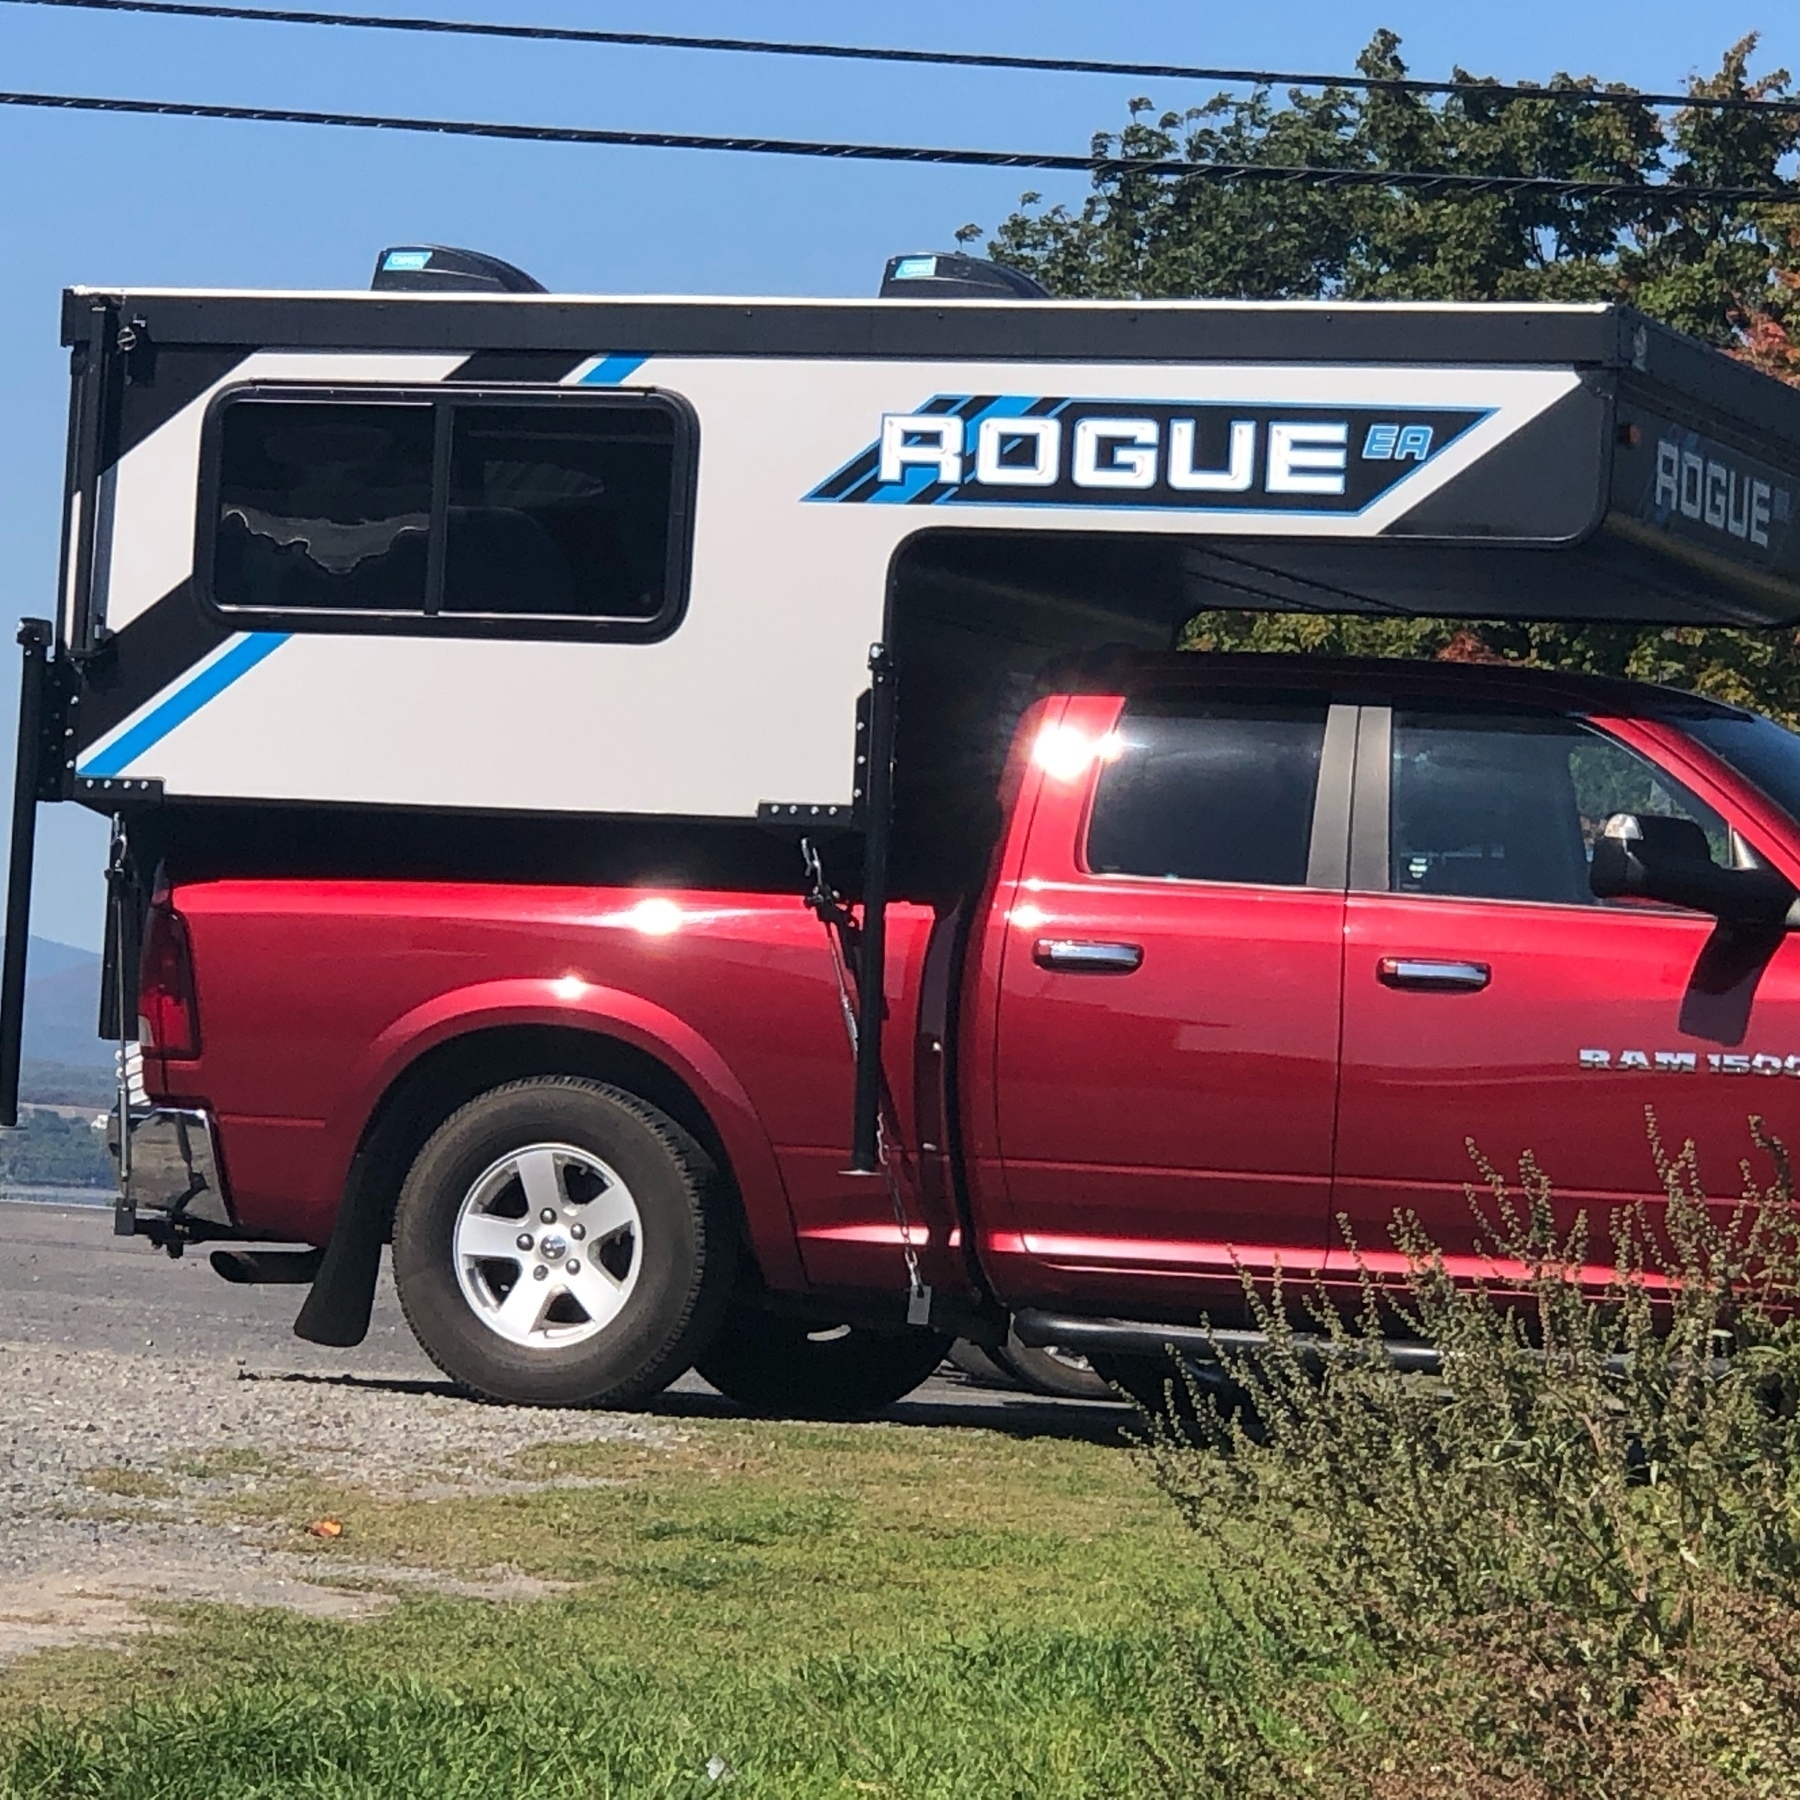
[[1357, 699, 1765, 912], [193, 381, 699, 643]]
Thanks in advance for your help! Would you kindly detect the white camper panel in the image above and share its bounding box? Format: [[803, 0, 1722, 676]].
[[74, 353, 1581, 817]]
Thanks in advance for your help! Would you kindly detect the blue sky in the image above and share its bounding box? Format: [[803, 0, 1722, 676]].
[[3, 0, 1795, 948]]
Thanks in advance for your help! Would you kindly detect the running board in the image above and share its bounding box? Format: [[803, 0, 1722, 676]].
[[1009, 1309, 1444, 1375], [209, 1248, 324, 1286]]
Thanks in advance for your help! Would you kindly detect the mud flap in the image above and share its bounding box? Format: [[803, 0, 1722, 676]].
[[291, 1164, 387, 1346]]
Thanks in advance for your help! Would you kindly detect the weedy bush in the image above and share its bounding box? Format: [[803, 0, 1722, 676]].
[[1140, 1112, 1800, 1800]]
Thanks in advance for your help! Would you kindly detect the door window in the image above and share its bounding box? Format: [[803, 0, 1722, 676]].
[[1389, 708, 1733, 906], [1087, 696, 1329, 886]]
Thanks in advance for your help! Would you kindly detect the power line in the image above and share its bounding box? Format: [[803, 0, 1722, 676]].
[[9, 0, 1800, 117], [1, 85, 1795, 204]]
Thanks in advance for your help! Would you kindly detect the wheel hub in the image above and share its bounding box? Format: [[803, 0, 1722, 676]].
[[451, 1142, 643, 1351]]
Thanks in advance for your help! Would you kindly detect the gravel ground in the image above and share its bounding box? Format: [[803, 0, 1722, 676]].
[[0, 1205, 679, 1659], [0, 1359, 656, 1660], [0, 1201, 1122, 1663]]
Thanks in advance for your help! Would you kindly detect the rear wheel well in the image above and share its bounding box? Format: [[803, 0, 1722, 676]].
[[345, 1027, 742, 1246]]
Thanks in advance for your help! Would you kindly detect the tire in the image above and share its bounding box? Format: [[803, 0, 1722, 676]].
[[993, 1330, 1116, 1402], [696, 1308, 952, 1419], [391, 1077, 735, 1408], [948, 1340, 1020, 1390]]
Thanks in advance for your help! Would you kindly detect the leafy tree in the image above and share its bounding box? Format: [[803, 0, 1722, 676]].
[[0, 1105, 112, 1189], [966, 32, 1800, 720], [1625, 37, 1800, 341]]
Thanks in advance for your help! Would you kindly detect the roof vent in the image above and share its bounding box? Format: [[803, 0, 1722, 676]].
[[879, 252, 1049, 301], [371, 245, 546, 294]]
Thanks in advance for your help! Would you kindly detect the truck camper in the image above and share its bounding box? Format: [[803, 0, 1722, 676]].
[[5, 246, 1800, 1414]]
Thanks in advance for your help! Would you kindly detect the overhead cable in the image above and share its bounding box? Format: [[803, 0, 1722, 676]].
[[0, 86, 1794, 203], [7, 0, 1800, 116]]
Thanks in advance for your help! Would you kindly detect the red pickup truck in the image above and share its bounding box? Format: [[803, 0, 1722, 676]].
[[126, 651, 1800, 1413]]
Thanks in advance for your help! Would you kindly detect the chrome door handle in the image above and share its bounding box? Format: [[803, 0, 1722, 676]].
[[1034, 938, 1144, 974], [1378, 957, 1490, 992]]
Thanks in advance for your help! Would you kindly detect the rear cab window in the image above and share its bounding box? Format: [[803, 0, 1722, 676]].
[[1086, 695, 1331, 887]]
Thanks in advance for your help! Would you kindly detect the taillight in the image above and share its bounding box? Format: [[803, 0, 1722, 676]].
[[138, 894, 200, 1059]]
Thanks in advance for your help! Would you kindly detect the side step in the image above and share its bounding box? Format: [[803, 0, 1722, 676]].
[[1010, 1308, 1444, 1375], [209, 1248, 324, 1286]]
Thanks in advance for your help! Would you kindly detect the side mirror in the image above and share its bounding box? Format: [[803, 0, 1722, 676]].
[[1589, 813, 1797, 928]]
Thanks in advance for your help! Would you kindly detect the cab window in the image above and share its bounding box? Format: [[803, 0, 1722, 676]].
[[1087, 696, 1329, 886], [1389, 708, 1733, 906]]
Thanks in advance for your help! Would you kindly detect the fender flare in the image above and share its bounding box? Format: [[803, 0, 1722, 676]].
[[294, 977, 799, 1347]]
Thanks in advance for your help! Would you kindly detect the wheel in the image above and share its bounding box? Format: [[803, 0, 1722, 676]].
[[993, 1330, 1116, 1401], [696, 1309, 952, 1419], [390, 1077, 735, 1407], [948, 1340, 1020, 1390]]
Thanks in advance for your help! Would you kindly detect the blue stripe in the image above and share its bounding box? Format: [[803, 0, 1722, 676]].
[[80, 633, 290, 778], [580, 354, 648, 386]]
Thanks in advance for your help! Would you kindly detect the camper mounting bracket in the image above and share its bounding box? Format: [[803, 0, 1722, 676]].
[[72, 776, 165, 805], [757, 800, 859, 831]]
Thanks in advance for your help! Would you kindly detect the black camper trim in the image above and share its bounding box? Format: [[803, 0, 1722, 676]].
[[64, 300, 123, 659], [65, 289, 1638, 369], [190, 381, 700, 645]]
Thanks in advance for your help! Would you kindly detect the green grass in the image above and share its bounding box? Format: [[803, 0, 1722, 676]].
[[165, 1446, 284, 1482], [77, 1468, 178, 1501], [0, 1416, 1191, 1798]]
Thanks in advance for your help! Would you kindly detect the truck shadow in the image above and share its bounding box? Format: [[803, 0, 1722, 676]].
[[650, 1379, 1134, 1445], [245, 1367, 1134, 1445]]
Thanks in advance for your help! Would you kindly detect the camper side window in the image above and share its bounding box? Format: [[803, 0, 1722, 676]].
[[214, 400, 435, 613], [205, 387, 691, 637], [442, 405, 672, 620]]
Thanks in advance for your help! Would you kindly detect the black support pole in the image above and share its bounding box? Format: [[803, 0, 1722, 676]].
[[847, 641, 896, 1175], [0, 620, 52, 1129]]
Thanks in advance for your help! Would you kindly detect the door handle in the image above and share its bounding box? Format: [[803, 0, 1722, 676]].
[[1034, 938, 1144, 974], [1378, 957, 1490, 992]]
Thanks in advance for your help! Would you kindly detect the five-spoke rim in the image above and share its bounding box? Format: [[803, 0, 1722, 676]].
[[452, 1142, 642, 1350]]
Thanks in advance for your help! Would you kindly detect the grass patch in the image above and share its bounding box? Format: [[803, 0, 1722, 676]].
[[79, 1468, 177, 1501], [3, 1617, 1161, 1799], [0, 1413, 1185, 1798], [165, 1446, 284, 1482]]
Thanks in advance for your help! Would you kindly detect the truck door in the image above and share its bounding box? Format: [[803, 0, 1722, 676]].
[[983, 689, 1353, 1312], [1335, 702, 1800, 1276]]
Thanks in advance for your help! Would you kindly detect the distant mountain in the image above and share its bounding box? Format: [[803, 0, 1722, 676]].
[[22, 936, 108, 1069], [26, 937, 97, 981]]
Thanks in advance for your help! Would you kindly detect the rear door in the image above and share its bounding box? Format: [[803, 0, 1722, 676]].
[[985, 688, 1354, 1310], [1335, 700, 1800, 1277]]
